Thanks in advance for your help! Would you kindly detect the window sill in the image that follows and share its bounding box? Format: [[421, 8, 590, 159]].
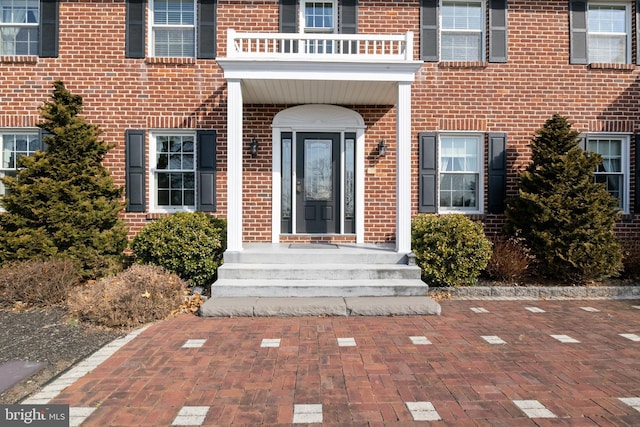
[[145, 57, 197, 66], [0, 55, 38, 64], [438, 61, 488, 69], [439, 211, 484, 217], [588, 63, 635, 71]]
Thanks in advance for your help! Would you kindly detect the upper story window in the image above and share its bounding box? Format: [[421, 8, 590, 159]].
[[441, 1, 484, 61], [588, 3, 630, 63], [280, 0, 358, 40], [150, 0, 196, 57], [421, 0, 507, 63], [0, 0, 39, 55], [0, 131, 40, 196], [439, 134, 483, 212], [570, 0, 636, 65], [299, 1, 338, 53], [586, 134, 629, 213], [303, 1, 336, 33]]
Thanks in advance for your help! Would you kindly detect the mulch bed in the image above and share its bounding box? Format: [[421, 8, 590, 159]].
[[0, 307, 124, 404]]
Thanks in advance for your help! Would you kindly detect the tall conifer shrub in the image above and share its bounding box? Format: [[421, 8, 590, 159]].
[[0, 81, 127, 278], [505, 114, 622, 282]]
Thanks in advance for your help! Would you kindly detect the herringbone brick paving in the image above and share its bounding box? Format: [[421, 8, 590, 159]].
[[49, 300, 640, 425]]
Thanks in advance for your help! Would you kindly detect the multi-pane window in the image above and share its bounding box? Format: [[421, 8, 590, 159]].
[[587, 2, 630, 63], [439, 135, 481, 211], [0, 0, 39, 55], [303, 2, 335, 33], [587, 135, 628, 211], [302, 1, 336, 53], [441, 0, 483, 61], [0, 132, 39, 195], [152, 133, 196, 210], [151, 0, 195, 57]]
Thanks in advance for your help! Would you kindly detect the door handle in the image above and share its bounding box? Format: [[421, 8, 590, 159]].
[[296, 180, 302, 193]]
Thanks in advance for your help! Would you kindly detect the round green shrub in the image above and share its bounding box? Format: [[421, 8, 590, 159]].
[[411, 214, 492, 287], [130, 213, 226, 288]]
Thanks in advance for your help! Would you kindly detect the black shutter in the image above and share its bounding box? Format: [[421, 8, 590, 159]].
[[635, 134, 640, 213], [39, 0, 58, 58], [340, 0, 357, 34], [280, 0, 298, 52], [198, 0, 217, 59], [489, 0, 508, 63], [280, 0, 298, 33], [126, 0, 146, 58], [197, 130, 217, 212], [570, 0, 588, 64], [419, 133, 438, 213], [488, 133, 507, 214], [637, 0, 640, 65], [38, 129, 52, 151], [340, 0, 358, 53], [420, 0, 438, 61], [125, 130, 146, 213]]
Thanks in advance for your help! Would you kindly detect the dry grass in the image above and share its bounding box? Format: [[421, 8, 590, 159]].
[[0, 259, 82, 309], [67, 264, 188, 328], [485, 236, 532, 282], [621, 238, 640, 280]]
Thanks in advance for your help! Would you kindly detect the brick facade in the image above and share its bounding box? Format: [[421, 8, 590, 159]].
[[1, 0, 638, 245]]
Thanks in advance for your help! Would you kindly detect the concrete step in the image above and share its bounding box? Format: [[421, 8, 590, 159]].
[[217, 263, 421, 281], [223, 244, 408, 265], [210, 279, 429, 298], [200, 296, 442, 317]]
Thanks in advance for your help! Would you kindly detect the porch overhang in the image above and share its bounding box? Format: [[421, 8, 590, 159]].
[[216, 59, 422, 105], [220, 30, 420, 253]]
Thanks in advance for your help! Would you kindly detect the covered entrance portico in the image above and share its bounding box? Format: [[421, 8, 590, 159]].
[[272, 105, 364, 241], [217, 30, 422, 254]]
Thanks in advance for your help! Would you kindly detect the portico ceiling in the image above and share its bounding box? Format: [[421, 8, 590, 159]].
[[240, 78, 399, 105], [217, 59, 423, 105]]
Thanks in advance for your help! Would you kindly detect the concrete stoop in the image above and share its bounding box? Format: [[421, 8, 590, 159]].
[[199, 296, 442, 317], [210, 243, 429, 298], [202, 243, 441, 317]]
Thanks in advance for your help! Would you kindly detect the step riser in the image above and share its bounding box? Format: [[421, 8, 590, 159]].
[[218, 267, 421, 281], [224, 252, 408, 265], [211, 282, 428, 298]]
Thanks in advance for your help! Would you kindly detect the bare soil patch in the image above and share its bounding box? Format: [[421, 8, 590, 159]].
[[0, 307, 123, 404]]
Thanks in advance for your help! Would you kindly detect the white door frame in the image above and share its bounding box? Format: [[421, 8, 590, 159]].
[[271, 104, 366, 244]]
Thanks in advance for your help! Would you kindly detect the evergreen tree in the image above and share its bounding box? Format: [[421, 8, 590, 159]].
[[0, 81, 127, 278], [505, 114, 622, 282]]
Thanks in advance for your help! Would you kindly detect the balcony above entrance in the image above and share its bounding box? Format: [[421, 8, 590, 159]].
[[217, 30, 422, 105]]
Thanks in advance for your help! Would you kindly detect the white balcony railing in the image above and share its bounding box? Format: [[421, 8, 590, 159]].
[[226, 29, 414, 61]]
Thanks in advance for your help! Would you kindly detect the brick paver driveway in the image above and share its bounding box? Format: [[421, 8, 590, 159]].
[[49, 300, 640, 426]]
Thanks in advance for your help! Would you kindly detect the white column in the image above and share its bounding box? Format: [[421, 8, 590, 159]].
[[396, 82, 412, 253], [271, 129, 281, 243], [356, 129, 365, 244], [227, 79, 244, 252]]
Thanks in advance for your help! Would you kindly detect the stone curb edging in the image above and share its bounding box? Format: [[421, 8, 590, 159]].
[[21, 325, 151, 405], [430, 285, 640, 300]]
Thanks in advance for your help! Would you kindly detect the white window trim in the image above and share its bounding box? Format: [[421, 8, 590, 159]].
[[437, 132, 484, 214], [149, 130, 198, 213], [587, 1, 632, 64], [0, 0, 40, 55], [0, 128, 40, 210], [586, 133, 630, 214], [439, 0, 486, 62], [300, 0, 338, 34], [148, 0, 197, 58]]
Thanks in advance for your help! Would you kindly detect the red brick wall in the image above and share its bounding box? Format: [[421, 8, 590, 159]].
[[0, 0, 638, 245]]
